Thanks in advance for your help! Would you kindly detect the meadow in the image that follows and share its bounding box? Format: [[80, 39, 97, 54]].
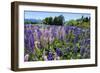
[[24, 15, 90, 61]]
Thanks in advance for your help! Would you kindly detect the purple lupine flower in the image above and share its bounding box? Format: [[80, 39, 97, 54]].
[[59, 33, 64, 41], [85, 39, 90, 44], [73, 46, 78, 53], [56, 48, 62, 56], [47, 52, 54, 60], [44, 29, 50, 37], [73, 27, 82, 35], [29, 34, 35, 48], [34, 28, 42, 40], [70, 26, 76, 30], [57, 26, 64, 41], [24, 29, 35, 53], [64, 26, 70, 34], [80, 47, 85, 56], [51, 26, 57, 38], [74, 35, 79, 44]]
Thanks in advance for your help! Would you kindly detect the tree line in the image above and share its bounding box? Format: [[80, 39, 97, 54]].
[[42, 15, 65, 25], [24, 14, 90, 28]]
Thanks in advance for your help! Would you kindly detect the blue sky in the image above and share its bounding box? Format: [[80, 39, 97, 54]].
[[24, 11, 90, 21]]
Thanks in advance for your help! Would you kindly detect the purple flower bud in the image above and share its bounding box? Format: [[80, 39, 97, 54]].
[[47, 52, 54, 60]]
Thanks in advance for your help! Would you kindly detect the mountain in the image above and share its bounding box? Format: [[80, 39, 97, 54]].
[[24, 19, 42, 24]]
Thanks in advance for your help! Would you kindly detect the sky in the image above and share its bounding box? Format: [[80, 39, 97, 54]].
[[24, 11, 90, 21]]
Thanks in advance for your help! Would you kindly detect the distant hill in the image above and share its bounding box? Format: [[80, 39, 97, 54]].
[[24, 19, 42, 24]]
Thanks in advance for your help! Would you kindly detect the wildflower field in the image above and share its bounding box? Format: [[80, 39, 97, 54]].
[[24, 12, 90, 61]]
